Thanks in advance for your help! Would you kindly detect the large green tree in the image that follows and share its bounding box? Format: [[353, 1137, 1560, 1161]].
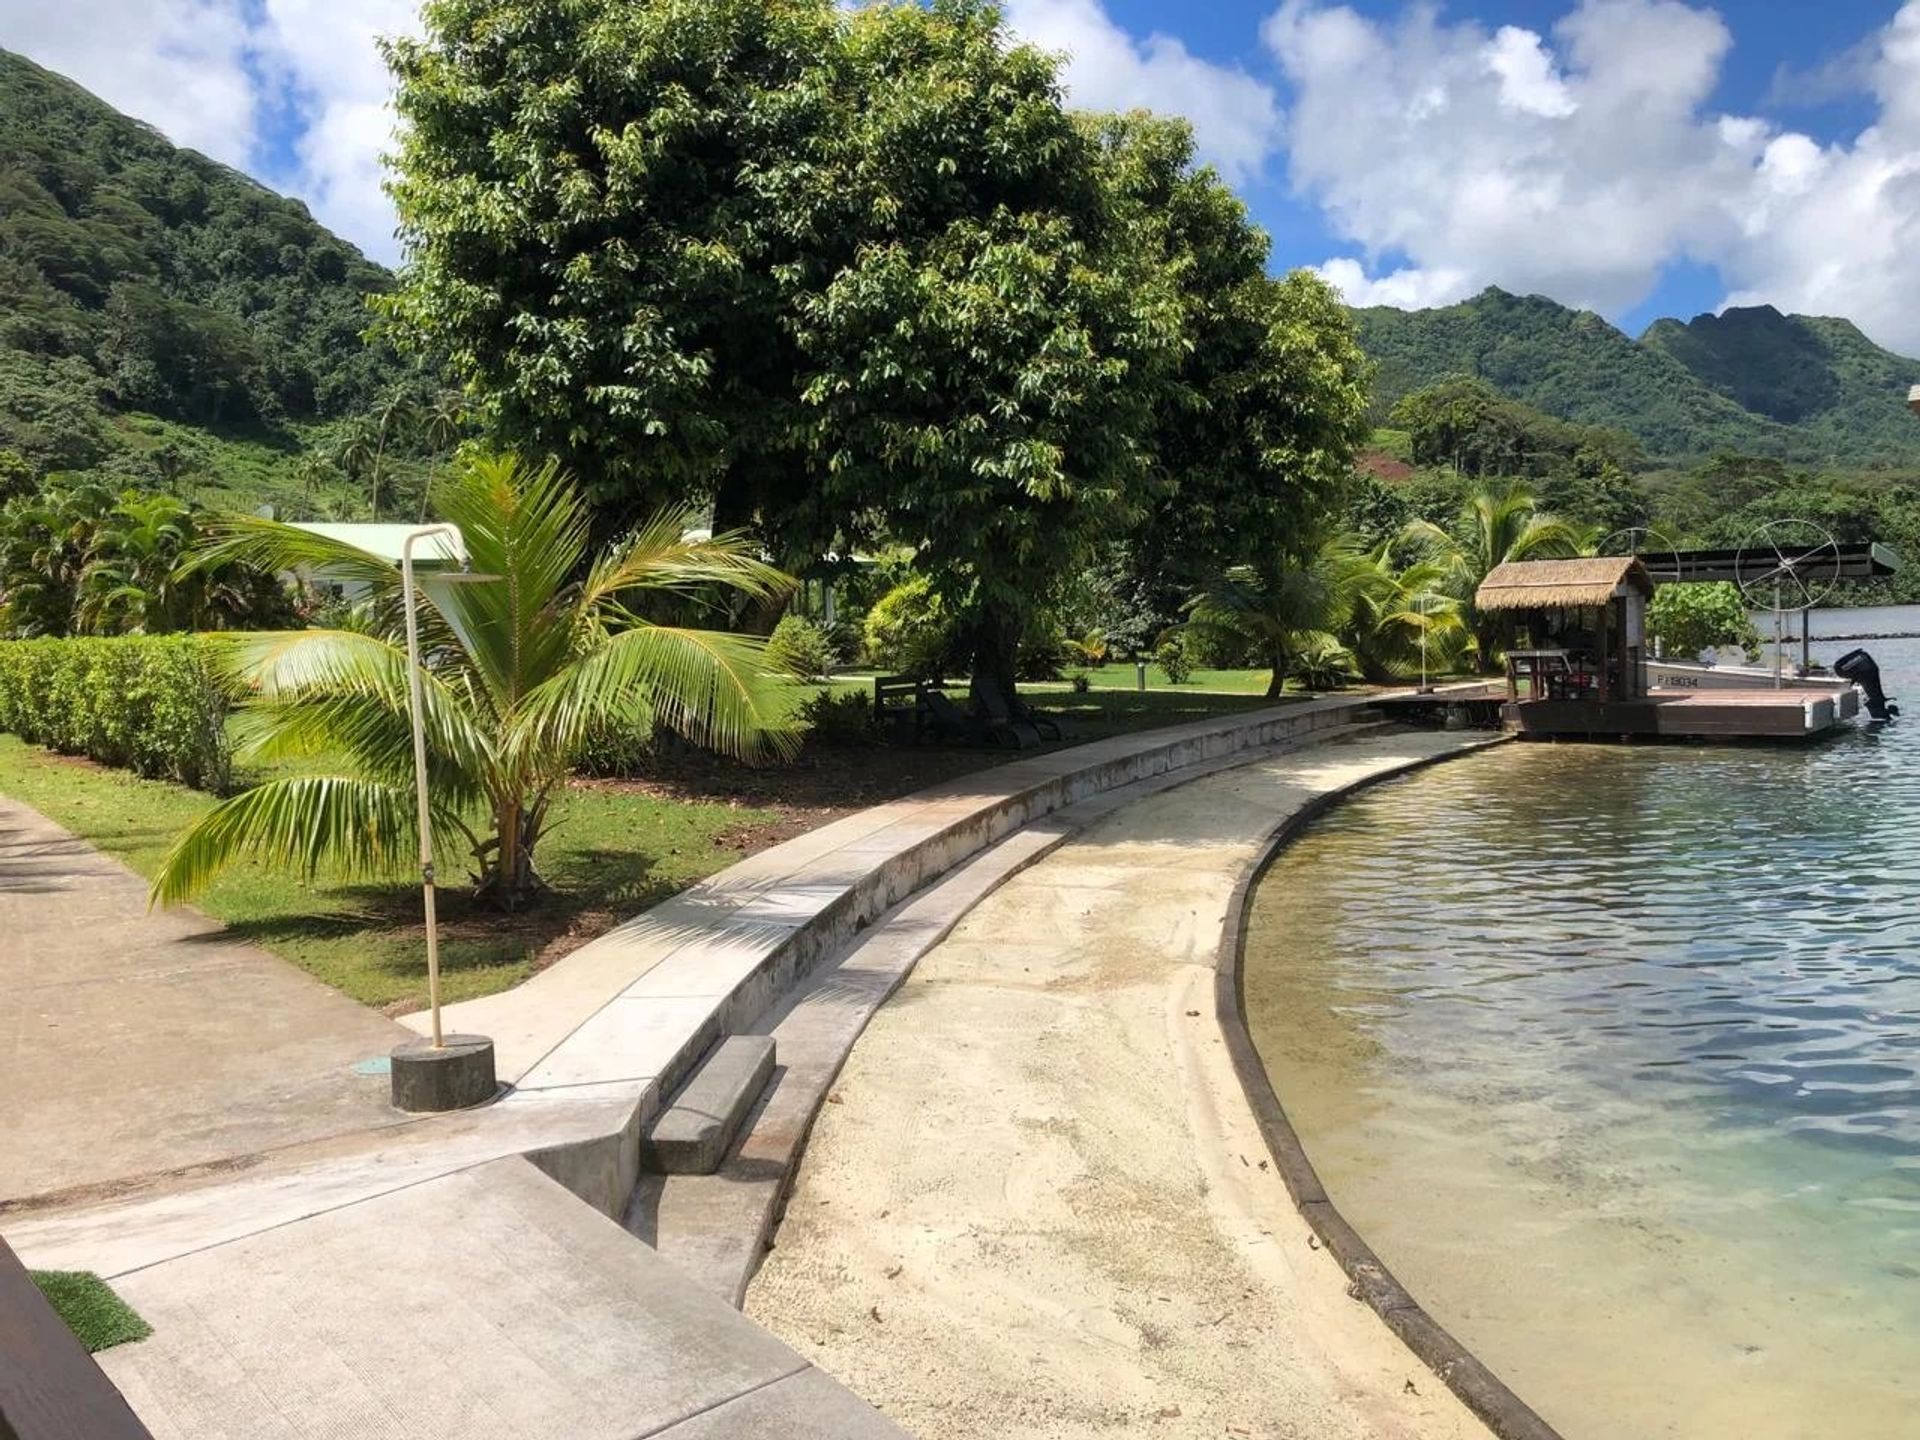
[[381, 0, 1369, 693], [381, 0, 844, 531]]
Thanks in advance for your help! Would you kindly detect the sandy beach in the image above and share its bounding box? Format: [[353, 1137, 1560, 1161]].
[[747, 732, 1495, 1440]]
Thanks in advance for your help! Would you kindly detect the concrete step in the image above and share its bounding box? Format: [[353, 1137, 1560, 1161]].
[[643, 1036, 776, 1175]]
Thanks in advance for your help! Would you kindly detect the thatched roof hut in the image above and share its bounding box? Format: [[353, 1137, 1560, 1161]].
[[1475, 557, 1653, 613]]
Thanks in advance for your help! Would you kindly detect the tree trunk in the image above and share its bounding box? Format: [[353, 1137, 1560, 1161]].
[[1266, 647, 1286, 700], [968, 601, 1022, 700]]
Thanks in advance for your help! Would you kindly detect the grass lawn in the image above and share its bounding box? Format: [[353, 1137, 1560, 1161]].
[[30, 1270, 151, 1353], [1074, 662, 1282, 695], [0, 678, 1294, 1015], [0, 734, 794, 1013]]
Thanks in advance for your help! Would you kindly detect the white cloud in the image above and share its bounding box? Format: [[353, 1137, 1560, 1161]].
[[1265, 0, 1751, 318], [253, 0, 420, 263], [1004, 0, 1281, 184], [1484, 26, 1575, 119], [1313, 257, 1474, 309], [1, 0, 410, 264], [0, 0, 260, 168], [1270, 0, 1920, 356]]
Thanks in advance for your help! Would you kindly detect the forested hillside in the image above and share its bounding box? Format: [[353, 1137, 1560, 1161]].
[[1356, 288, 1920, 467], [0, 47, 409, 497]]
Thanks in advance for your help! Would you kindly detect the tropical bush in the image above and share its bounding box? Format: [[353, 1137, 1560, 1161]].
[[0, 634, 231, 790], [151, 451, 798, 909], [1290, 636, 1359, 692], [1648, 582, 1762, 661], [0, 480, 296, 638], [1154, 632, 1193, 685], [766, 613, 836, 682], [862, 577, 957, 680], [798, 688, 881, 747]]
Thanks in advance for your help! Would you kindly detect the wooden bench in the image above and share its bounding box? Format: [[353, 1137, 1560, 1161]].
[[0, 1238, 152, 1440], [873, 674, 927, 741]]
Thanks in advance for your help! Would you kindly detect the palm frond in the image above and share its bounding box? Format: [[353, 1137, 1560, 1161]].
[[431, 451, 589, 705], [581, 511, 796, 612], [214, 629, 497, 780], [179, 515, 402, 593], [518, 624, 800, 765], [148, 776, 464, 905]]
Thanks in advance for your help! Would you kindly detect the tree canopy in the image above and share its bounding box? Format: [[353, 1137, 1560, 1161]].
[[382, 0, 1372, 688]]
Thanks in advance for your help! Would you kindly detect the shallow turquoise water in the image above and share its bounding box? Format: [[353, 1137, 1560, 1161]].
[[1245, 637, 1920, 1439]]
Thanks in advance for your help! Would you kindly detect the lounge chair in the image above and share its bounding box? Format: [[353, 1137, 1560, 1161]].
[[968, 678, 1044, 748], [925, 688, 1035, 748], [975, 676, 1074, 741]]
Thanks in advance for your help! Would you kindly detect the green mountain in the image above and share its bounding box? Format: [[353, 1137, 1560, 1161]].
[[0, 48, 403, 492], [1355, 287, 1920, 468]]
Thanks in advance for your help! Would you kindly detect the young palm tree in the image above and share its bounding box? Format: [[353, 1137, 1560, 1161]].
[[1185, 541, 1351, 699], [1402, 481, 1590, 663], [76, 492, 195, 634], [152, 450, 798, 910], [1331, 541, 1468, 682]]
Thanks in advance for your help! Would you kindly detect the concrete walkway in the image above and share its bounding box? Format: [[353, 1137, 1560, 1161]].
[[3, 703, 1389, 1439], [748, 731, 1498, 1440], [0, 796, 411, 1209]]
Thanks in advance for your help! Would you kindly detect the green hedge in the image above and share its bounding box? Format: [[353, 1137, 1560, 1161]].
[[0, 635, 232, 791]]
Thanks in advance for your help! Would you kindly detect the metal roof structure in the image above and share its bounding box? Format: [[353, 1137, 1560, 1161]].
[[1634, 542, 1901, 586]]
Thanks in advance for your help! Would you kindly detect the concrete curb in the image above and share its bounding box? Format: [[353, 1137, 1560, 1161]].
[[1210, 736, 1569, 1440]]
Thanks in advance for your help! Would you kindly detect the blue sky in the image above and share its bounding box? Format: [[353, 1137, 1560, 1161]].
[[10, 0, 1920, 350]]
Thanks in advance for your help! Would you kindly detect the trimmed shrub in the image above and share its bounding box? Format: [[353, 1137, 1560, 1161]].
[[0, 635, 232, 790], [863, 577, 958, 680], [766, 613, 836, 682], [1154, 632, 1193, 685]]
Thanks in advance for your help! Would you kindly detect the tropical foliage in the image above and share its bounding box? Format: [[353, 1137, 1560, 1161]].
[[1648, 583, 1763, 662], [1186, 534, 1464, 695], [1402, 482, 1591, 660], [0, 481, 295, 637], [151, 452, 799, 909]]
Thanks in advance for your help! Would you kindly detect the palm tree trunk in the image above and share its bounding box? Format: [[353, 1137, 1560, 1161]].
[[1266, 645, 1286, 699]]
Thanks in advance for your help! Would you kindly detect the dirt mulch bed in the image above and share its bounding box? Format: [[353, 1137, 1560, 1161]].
[[574, 741, 1012, 855]]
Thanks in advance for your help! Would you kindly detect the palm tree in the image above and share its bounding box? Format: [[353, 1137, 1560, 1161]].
[[152, 450, 799, 910], [1402, 481, 1590, 663], [0, 480, 115, 636], [1333, 541, 1468, 682], [417, 390, 466, 522], [366, 389, 420, 520], [76, 492, 195, 633], [1186, 543, 1348, 699]]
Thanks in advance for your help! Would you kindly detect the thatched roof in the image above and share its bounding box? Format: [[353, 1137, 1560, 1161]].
[[1475, 557, 1653, 612]]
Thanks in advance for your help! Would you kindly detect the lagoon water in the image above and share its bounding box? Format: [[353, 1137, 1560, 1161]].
[[1244, 628, 1920, 1439]]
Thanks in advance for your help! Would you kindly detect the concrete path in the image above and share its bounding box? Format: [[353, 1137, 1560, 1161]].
[[99, 1156, 906, 1439], [748, 731, 1498, 1440], [0, 796, 410, 1209]]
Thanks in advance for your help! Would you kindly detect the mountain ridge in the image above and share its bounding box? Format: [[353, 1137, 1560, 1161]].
[[1354, 286, 1920, 468]]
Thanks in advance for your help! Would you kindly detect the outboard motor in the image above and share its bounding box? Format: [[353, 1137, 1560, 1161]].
[[1835, 648, 1900, 722]]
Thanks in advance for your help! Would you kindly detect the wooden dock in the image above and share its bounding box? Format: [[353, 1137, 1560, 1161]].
[[1505, 686, 1858, 740], [1372, 684, 1860, 741]]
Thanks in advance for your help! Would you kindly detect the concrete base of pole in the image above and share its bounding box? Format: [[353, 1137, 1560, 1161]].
[[391, 1034, 498, 1112]]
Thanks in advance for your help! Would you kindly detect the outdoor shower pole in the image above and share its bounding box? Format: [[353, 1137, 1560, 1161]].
[[402, 525, 458, 1048]]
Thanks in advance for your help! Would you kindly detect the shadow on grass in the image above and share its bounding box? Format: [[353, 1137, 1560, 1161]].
[[219, 844, 674, 984]]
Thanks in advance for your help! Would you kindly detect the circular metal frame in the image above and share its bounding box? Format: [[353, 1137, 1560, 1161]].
[[1734, 519, 1843, 614]]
